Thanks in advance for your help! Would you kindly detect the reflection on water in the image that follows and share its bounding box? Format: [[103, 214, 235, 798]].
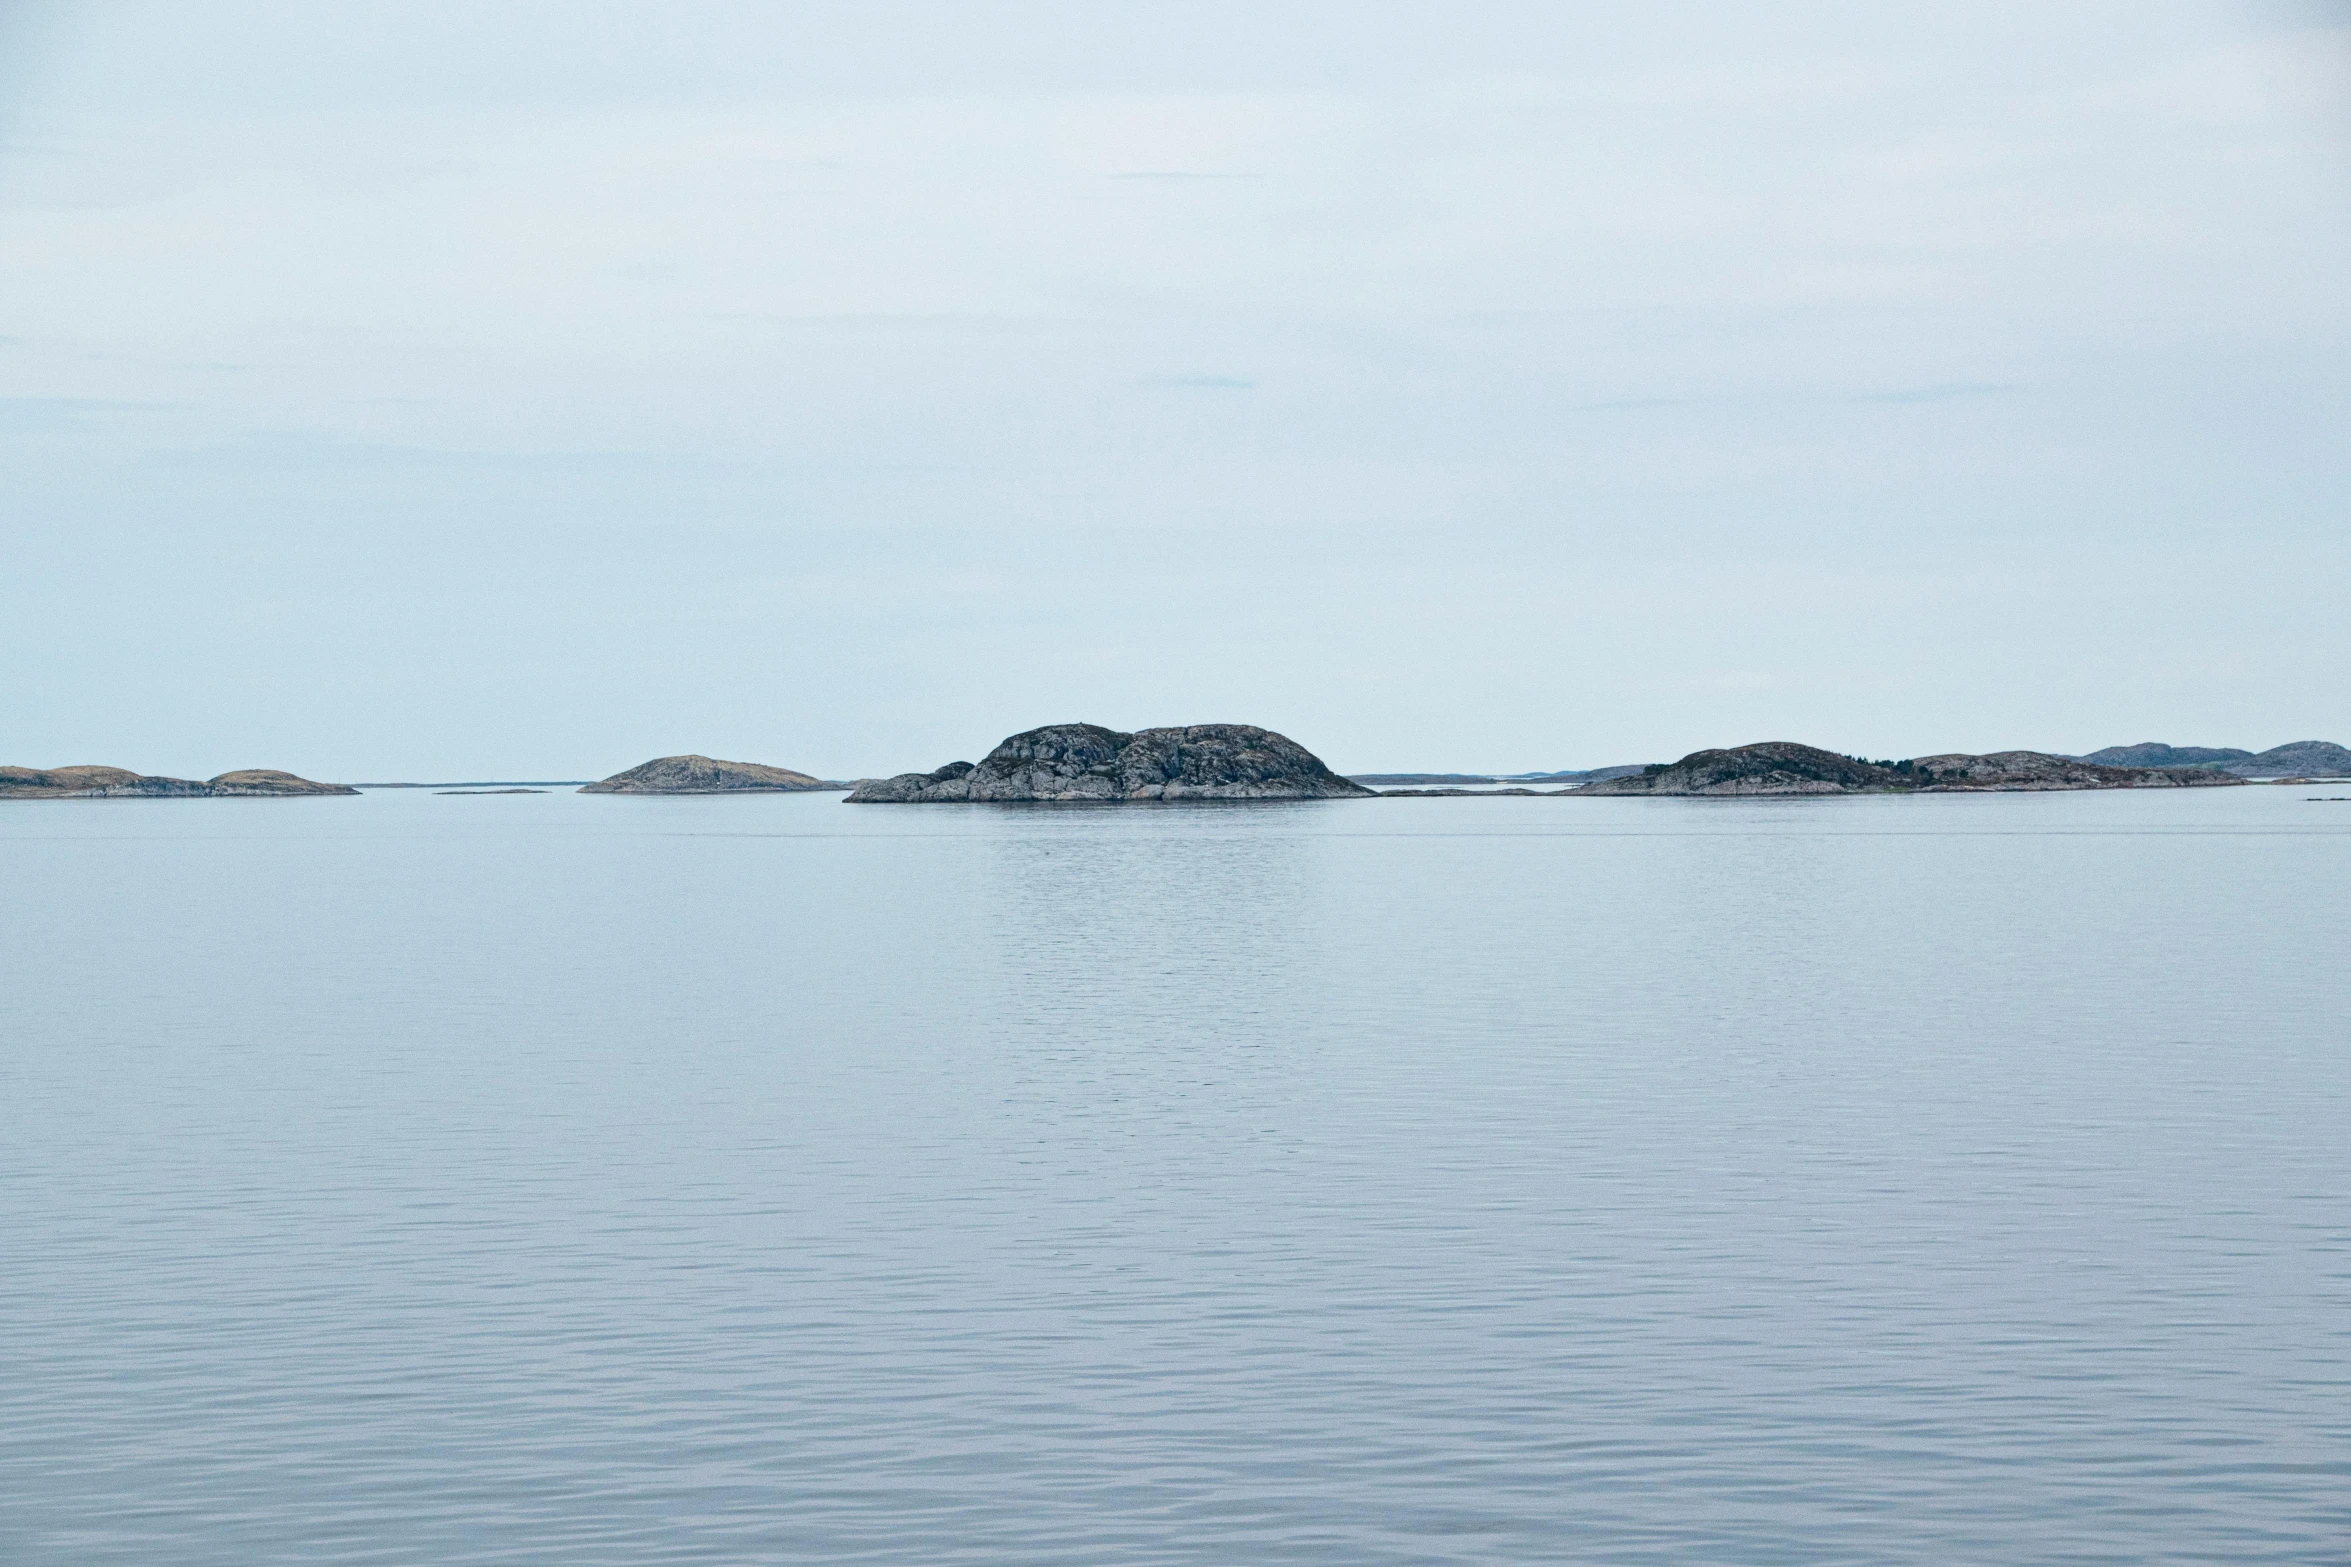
[[2, 788, 2346, 1564]]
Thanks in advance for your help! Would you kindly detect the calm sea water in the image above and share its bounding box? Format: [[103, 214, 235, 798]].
[[3, 786, 2345, 1564]]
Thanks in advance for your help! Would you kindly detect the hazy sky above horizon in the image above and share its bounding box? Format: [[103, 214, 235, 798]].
[[3, 1, 2347, 779]]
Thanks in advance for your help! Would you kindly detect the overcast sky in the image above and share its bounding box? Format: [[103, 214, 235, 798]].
[[3, 1, 2346, 779]]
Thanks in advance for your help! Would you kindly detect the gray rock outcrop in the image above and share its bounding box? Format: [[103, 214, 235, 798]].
[[848, 723, 1373, 802], [0, 765, 356, 799], [579, 755, 839, 793]]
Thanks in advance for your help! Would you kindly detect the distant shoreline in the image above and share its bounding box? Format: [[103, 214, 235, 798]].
[[356, 781, 592, 789]]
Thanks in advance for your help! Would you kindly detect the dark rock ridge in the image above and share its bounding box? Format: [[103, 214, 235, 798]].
[[0, 765, 356, 799], [1575, 742, 2244, 796], [579, 755, 840, 794], [848, 723, 1373, 802]]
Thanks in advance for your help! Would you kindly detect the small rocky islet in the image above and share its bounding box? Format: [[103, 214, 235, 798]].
[[0, 765, 356, 799], [848, 723, 1373, 802], [579, 754, 844, 794]]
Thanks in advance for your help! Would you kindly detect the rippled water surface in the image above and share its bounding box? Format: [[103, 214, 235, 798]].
[[3, 786, 2346, 1564]]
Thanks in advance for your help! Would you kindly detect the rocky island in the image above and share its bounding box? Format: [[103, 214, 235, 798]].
[[579, 755, 843, 794], [0, 765, 357, 799], [2080, 742, 2256, 769], [1907, 750, 2245, 790], [1574, 742, 2245, 796], [1573, 743, 1893, 796], [2080, 740, 2351, 777], [848, 722, 1373, 802], [2229, 741, 2351, 777]]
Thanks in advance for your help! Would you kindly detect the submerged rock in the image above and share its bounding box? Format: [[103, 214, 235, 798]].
[[0, 765, 356, 799], [848, 723, 1373, 802], [579, 755, 839, 794]]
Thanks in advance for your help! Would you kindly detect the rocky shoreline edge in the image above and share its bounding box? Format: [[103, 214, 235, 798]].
[[0, 766, 355, 800]]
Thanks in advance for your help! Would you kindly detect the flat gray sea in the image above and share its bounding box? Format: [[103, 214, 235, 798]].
[[3, 785, 2346, 1564]]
